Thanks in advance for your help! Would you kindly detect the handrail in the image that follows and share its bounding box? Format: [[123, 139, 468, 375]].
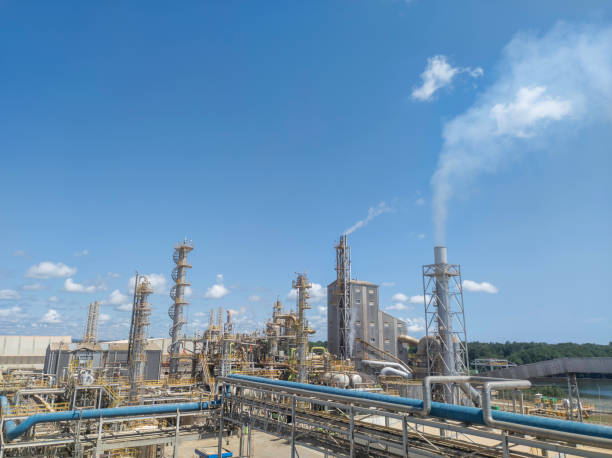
[[223, 375, 612, 449], [1, 396, 219, 441]]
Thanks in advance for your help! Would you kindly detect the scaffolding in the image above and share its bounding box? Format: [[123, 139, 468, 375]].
[[82, 301, 100, 345], [127, 275, 153, 402], [335, 234, 352, 359], [169, 238, 193, 376], [422, 247, 469, 403]]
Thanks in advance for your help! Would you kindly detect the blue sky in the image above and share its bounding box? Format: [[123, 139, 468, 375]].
[[0, 1, 610, 343]]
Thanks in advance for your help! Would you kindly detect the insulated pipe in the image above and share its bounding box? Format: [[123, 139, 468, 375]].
[[1, 397, 218, 441], [397, 335, 419, 346], [360, 360, 412, 374], [480, 380, 612, 449], [380, 367, 413, 378], [224, 375, 612, 445]]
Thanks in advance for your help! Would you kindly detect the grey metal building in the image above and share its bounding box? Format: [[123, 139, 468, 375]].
[[327, 280, 409, 363]]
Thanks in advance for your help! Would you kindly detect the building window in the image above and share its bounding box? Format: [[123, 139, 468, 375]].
[[355, 299, 361, 304], [384, 322, 389, 327], [355, 321, 361, 327], [369, 321, 375, 327], [384, 339, 390, 344], [369, 301, 374, 306], [368, 289, 375, 294]]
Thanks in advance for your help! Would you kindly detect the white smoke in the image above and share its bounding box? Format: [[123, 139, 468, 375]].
[[432, 23, 612, 243], [345, 201, 393, 235]]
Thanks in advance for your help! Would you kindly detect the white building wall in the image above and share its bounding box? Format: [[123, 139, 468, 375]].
[[0, 335, 72, 370]]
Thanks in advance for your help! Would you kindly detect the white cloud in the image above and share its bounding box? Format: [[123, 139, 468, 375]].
[[412, 55, 483, 101], [102, 289, 133, 311], [63, 278, 105, 293], [386, 302, 409, 311], [415, 197, 425, 206], [12, 250, 26, 257], [48, 296, 58, 303], [22, 283, 45, 291], [40, 309, 61, 324], [0, 289, 20, 300], [390, 293, 428, 307], [204, 274, 230, 299], [248, 295, 262, 302], [106, 272, 121, 278], [184, 286, 192, 297], [345, 201, 393, 235], [404, 317, 426, 333], [417, 233, 425, 239], [99, 313, 110, 323], [0, 306, 21, 318], [409, 295, 429, 304], [74, 249, 89, 257], [462, 280, 499, 294], [490, 86, 572, 137], [107, 289, 129, 305], [26, 262, 77, 279], [432, 23, 612, 243], [128, 273, 167, 294]]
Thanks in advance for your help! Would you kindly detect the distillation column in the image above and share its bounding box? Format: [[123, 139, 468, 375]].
[[169, 239, 193, 376], [335, 235, 352, 359], [82, 301, 100, 344], [293, 273, 312, 383], [128, 276, 153, 402]]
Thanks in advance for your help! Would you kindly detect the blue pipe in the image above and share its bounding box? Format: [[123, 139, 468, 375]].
[[226, 375, 612, 440], [1, 396, 219, 441]]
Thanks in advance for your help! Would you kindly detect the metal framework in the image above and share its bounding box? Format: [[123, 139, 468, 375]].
[[335, 234, 352, 359], [128, 275, 153, 402], [422, 247, 469, 403], [219, 376, 611, 458], [82, 301, 100, 345], [169, 239, 194, 376]]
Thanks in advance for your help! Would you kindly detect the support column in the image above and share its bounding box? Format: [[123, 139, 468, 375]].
[[291, 396, 296, 458], [349, 404, 355, 458], [173, 410, 181, 458], [402, 416, 408, 458]]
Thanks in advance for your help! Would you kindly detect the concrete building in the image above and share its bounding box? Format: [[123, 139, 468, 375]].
[[327, 280, 409, 363], [0, 335, 71, 371]]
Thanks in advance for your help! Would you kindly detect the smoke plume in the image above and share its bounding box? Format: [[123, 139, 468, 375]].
[[432, 23, 612, 243], [345, 201, 392, 235]]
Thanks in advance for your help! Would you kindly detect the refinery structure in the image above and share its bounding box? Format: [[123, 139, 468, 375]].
[[0, 237, 611, 457]]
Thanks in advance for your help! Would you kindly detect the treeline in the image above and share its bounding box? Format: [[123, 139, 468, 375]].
[[307, 340, 612, 367], [468, 341, 612, 366]]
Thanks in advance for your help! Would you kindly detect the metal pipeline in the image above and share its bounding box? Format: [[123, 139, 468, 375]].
[[360, 360, 412, 374], [1, 396, 219, 441], [224, 375, 612, 447], [380, 367, 413, 378]]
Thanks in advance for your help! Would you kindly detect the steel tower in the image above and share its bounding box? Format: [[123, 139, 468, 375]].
[[335, 235, 352, 359], [168, 239, 193, 376], [128, 275, 153, 402], [422, 246, 469, 403], [82, 301, 100, 345]]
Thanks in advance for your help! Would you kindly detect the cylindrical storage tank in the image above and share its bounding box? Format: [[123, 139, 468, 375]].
[[349, 374, 362, 387], [330, 373, 349, 388], [321, 372, 332, 385]]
